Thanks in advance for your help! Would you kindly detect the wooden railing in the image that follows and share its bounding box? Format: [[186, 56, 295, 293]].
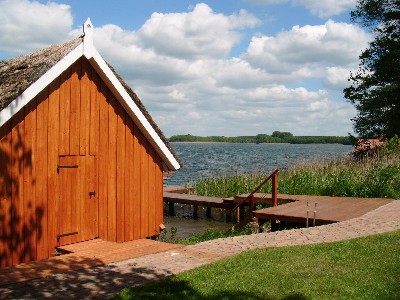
[[232, 169, 279, 221]]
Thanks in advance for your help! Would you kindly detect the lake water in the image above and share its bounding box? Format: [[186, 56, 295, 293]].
[[167, 143, 353, 186]]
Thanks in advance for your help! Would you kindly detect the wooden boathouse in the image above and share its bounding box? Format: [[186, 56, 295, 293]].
[[0, 20, 182, 267]]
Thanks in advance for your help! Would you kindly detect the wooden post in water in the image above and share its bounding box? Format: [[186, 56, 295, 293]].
[[193, 205, 199, 219], [206, 207, 212, 219], [271, 220, 279, 232], [168, 202, 175, 216], [226, 209, 233, 222], [272, 172, 278, 207], [236, 205, 244, 223]]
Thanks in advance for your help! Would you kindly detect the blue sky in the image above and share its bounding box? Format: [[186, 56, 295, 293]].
[[0, 0, 370, 137]]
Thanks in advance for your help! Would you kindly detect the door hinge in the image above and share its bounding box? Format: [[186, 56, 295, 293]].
[[57, 165, 78, 174]]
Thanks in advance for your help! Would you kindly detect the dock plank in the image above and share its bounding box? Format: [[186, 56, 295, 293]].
[[163, 192, 236, 209]]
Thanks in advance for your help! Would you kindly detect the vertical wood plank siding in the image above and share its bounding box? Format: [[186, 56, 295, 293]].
[[116, 104, 126, 243], [98, 81, 109, 240], [0, 58, 164, 267], [124, 117, 134, 241], [47, 79, 60, 257], [35, 89, 49, 259], [23, 99, 37, 262], [11, 110, 25, 264], [0, 120, 12, 267]]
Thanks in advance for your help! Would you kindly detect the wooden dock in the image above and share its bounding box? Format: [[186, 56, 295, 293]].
[[163, 192, 236, 219], [163, 187, 394, 228], [251, 194, 393, 227], [164, 192, 235, 209]]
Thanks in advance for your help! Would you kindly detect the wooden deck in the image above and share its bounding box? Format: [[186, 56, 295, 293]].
[[0, 239, 182, 286], [164, 192, 236, 209], [252, 194, 393, 225], [163, 189, 394, 227]]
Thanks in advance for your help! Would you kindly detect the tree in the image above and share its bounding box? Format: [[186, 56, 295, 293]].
[[255, 134, 281, 144], [344, 0, 400, 138], [271, 131, 293, 139]]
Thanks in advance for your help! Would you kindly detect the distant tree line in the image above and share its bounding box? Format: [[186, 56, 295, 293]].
[[169, 131, 353, 145]]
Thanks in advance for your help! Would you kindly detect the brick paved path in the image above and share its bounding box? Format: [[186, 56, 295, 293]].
[[1, 201, 399, 299]]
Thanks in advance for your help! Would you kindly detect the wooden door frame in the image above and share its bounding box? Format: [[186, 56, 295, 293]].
[[57, 155, 98, 246]]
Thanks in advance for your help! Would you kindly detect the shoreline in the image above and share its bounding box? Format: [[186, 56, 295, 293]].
[[170, 141, 346, 145]]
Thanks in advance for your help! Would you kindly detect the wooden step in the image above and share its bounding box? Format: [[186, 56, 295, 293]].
[[0, 239, 183, 286]]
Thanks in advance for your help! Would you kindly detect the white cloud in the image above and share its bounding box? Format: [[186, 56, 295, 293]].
[[0, 0, 73, 54], [168, 89, 186, 100], [307, 98, 332, 112], [141, 75, 355, 136], [246, 0, 357, 18], [293, 0, 357, 18], [243, 20, 370, 82], [325, 66, 353, 90], [246, 0, 288, 4], [91, 24, 191, 87], [137, 3, 260, 59], [90, 15, 363, 136], [229, 8, 262, 29]]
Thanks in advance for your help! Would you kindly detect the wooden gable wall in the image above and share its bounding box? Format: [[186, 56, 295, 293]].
[[0, 57, 164, 267]]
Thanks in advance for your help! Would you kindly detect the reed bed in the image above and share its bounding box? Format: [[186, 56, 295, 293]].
[[193, 154, 400, 199]]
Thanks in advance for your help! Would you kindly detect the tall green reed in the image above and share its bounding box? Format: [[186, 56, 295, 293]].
[[193, 154, 400, 199]]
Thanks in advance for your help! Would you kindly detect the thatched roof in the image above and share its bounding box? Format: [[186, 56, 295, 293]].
[[0, 36, 182, 168], [0, 37, 83, 111]]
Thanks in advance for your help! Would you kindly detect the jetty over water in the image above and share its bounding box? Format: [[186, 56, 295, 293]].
[[164, 186, 236, 219], [163, 186, 394, 229]]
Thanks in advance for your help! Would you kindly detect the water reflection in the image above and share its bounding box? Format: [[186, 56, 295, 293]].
[[163, 215, 233, 240]]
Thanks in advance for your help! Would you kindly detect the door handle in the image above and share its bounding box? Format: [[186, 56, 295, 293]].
[[89, 191, 96, 198]]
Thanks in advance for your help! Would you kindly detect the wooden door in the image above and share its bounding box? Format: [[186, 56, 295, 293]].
[[57, 155, 98, 246]]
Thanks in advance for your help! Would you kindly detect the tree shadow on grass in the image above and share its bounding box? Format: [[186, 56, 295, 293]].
[[0, 258, 309, 300], [115, 277, 309, 300]]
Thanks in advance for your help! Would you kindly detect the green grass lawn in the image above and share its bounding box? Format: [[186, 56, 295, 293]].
[[115, 230, 400, 300]]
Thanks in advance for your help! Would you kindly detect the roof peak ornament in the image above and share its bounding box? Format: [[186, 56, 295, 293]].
[[83, 18, 94, 58], [83, 18, 94, 38]]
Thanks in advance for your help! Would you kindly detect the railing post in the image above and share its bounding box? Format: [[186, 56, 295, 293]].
[[236, 205, 244, 223], [230, 169, 279, 222], [272, 172, 278, 207]]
